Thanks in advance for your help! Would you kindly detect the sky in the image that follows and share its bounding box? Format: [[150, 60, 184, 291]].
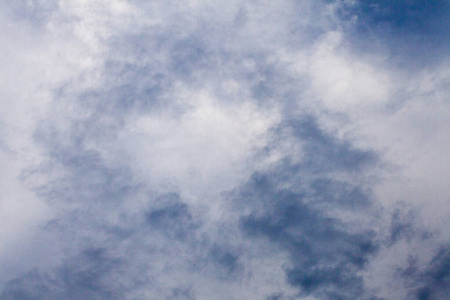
[[0, 0, 449, 299]]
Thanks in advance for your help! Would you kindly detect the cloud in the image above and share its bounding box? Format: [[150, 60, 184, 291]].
[[1, 248, 125, 300], [399, 244, 450, 300], [0, 0, 449, 299], [231, 117, 380, 299]]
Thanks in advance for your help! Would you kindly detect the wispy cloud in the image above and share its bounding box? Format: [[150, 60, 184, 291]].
[[0, 1, 449, 299]]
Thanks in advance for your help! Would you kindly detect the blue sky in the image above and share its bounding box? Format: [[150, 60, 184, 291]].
[[0, 1, 449, 299]]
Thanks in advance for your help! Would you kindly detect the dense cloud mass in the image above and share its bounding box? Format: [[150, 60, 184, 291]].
[[0, 1, 449, 299]]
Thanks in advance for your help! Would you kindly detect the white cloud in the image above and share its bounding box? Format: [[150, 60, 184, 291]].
[[123, 86, 279, 212], [1, 1, 449, 299]]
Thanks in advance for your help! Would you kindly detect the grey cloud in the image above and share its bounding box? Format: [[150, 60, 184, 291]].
[[1, 0, 58, 28], [238, 177, 378, 298], [1, 248, 124, 300], [167, 286, 196, 300], [1, 0, 449, 299], [285, 117, 378, 172], [378, 201, 433, 249], [232, 117, 380, 299], [388, 207, 425, 246], [207, 243, 241, 279], [145, 193, 200, 240], [399, 245, 450, 300], [416, 245, 450, 300], [169, 37, 209, 79], [310, 179, 372, 209], [265, 293, 298, 300], [4, 189, 206, 298]]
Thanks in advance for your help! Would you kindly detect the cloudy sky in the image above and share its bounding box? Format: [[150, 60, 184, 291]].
[[0, 1, 449, 299]]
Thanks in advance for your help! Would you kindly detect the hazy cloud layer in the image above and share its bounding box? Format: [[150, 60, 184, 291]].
[[1, 1, 449, 299]]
